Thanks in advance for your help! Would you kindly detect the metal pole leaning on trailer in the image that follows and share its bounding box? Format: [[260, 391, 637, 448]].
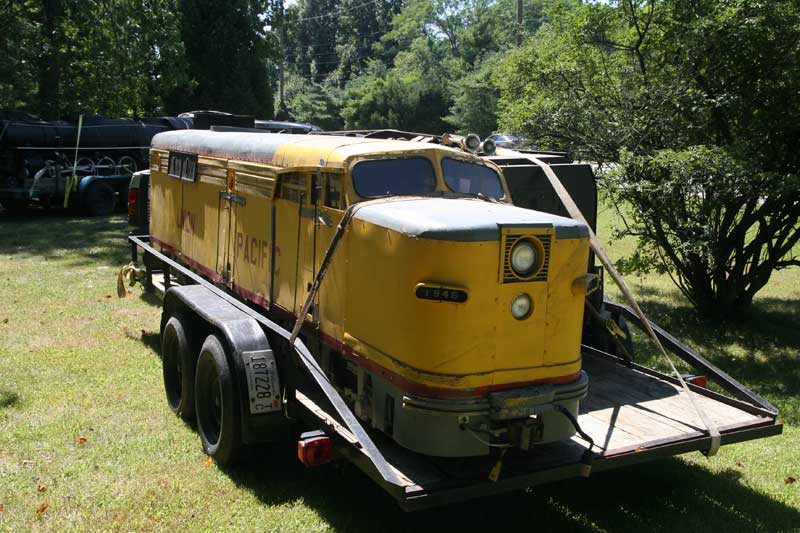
[[519, 153, 722, 457]]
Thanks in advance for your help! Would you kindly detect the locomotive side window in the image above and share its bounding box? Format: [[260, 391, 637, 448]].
[[442, 157, 504, 199], [167, 151, 197, 182], [325, 173, 344, 209], [279, 172, 309, 203], [352, 157, 435, 199]]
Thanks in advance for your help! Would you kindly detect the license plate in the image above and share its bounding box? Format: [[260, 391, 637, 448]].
[[242, 350, 281, 414]]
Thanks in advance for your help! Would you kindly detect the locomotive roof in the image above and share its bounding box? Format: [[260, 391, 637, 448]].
[[354, 198, 589, 241], [151, 130, 479, 169]]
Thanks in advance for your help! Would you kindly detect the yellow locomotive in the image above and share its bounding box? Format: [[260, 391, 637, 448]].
[[147, 129, 591, 457]]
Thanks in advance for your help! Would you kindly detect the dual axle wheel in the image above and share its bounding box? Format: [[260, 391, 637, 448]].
[[161, 315, 242, 464]]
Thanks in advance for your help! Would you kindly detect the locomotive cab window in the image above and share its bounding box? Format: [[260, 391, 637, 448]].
[[352, 157, 436, 199], [324, 173, 344, 210], [442, 157, 504, 199]]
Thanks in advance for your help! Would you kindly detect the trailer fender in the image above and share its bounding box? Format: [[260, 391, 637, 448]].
[[162, 284, 289, 444]]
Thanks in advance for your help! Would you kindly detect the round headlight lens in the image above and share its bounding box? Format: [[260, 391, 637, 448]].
[[510, 240, 538, 276], [464, 133, 481, 152], [511, 293, 532, 320]]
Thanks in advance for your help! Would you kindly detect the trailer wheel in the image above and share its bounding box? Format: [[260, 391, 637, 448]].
[[608, 314, 634, 362], [161, 314, 195, 422], [195, 334, 242, 465], [84, 182, 116, 216], [617, 315, 634, 360]]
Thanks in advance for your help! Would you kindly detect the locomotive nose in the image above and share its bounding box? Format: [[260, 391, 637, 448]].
[[347, 196, 589, 380], [344, 196, 592, 456]]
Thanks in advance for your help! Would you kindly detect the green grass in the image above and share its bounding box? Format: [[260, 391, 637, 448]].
[[0, 208, 798, 532]]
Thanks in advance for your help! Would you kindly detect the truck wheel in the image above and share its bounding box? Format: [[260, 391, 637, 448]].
[[195, 334, 242, 465], [161, 314, 195, 422], [85, 182, 116, 216]]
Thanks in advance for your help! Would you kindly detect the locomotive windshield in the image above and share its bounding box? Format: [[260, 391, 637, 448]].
[[442, 157, 504, 199], [352, 157, 436, 198]]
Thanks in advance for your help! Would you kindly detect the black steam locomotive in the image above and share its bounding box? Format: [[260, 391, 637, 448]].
[[0, 110, 261, 215]]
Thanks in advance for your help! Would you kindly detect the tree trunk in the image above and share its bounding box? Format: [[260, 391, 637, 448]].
[[38, 0, 63, 120]]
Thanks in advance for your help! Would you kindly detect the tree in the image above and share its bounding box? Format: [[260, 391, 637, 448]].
[[0, 1, 40, 113], [1, 0, 189, 118], [179, 0, 273, 117], [60, 0, 190, 117], [496, 0, 800, 318], [38, 0, 64, 119], [341, 0, 524, 133], [283, 73, 344, 130], [444, 57, 500, 137]]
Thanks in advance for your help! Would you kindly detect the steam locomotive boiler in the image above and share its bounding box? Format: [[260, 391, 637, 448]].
[[0, 110, 196, 214]]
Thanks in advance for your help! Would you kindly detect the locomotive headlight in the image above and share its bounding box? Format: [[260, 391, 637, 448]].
[[464, 133, 482, 152], [510, 240, 538, 276], [511, 293, 532, 320]]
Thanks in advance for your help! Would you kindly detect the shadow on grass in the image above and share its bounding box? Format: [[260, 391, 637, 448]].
[[0, 208, 129, 267], [0, 388, 19, 408], [139, 290, 163, 308], [221, 447, 800, 532], [619, 293, 800, 424], [139, 329, 162, 357]]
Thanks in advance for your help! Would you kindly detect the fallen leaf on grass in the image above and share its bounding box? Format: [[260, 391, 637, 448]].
[[36, 503, 48, 514], [204, 456, 213, 466], [74, 435, 87, 445], [786, 476, 796, 485], [37, 485, 46, 493]]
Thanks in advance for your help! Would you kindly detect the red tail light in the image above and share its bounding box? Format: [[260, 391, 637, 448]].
[[128, 189, 137, 216], [297, 430, 331, 467], [685, 375, 708, 388]]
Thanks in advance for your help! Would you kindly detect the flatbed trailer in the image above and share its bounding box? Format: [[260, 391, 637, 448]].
[[126, 233, 782, 511]]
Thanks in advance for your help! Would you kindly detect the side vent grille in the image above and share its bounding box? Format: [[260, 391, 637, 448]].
[[502, 234, 551, 283]]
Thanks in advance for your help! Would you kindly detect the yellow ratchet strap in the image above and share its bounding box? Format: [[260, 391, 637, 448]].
[[116, 262, 146, 298], [63, 114, 84, 208]]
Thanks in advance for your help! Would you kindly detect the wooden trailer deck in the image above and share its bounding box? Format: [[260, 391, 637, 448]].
[[306, 350, 779, 510]]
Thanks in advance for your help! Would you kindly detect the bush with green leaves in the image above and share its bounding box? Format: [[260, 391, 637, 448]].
[[496, 0, 800, 318], [609, 146, 799, 317]]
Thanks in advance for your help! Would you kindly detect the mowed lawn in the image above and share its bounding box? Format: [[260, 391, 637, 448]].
[[0, 206, 798, 532]]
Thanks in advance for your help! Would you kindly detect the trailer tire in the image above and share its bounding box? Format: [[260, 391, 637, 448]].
[[618, 315, 634, 358], [85, 182, 116, 216], [195, 334, 242, 465], [161, 314, 195, 422]]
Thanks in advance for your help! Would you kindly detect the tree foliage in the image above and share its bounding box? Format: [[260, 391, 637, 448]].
[[178, 0, 273, 117], [0, 1, 40, 113], [0, 0, 278, 119], [278, 0, 563, 133], [496, 0, 800, 318]]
